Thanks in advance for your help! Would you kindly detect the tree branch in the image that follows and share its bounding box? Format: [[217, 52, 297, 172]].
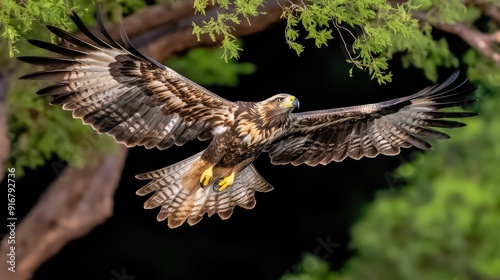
[[103, 0, 199, 41], [464, 0, 500, 26], [0, 146, 128, 280], [99, 0, 292, 62]]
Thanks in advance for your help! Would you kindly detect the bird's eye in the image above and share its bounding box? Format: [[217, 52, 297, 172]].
[[277, 98, 284, 103]]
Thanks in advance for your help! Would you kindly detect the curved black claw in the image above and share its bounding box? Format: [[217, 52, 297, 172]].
[[212, 179, 224, 192]]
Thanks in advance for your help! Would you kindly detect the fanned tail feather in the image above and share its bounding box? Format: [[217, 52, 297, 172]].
[[136, 152, 273, 228]]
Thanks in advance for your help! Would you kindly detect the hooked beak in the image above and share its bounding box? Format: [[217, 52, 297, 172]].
[[292, 97, 300, 109], [280, 96, 300, 109]]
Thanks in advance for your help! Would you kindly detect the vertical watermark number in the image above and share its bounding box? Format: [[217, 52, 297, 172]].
[[6, 167, 16, 272]]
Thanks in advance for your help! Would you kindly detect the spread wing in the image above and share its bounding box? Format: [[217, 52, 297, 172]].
[[267, 72, 477, 166], [19, 12, 237, 149]]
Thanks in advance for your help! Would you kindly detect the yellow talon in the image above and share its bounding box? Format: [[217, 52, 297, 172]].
[[200, 166, 213, 186], [218, 172, 235, 191]]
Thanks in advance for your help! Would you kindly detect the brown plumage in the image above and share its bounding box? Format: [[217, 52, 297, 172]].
[[19, 12, 478, 228]]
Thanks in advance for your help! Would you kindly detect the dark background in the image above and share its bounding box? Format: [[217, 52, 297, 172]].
[[5, 20, 464, 280]]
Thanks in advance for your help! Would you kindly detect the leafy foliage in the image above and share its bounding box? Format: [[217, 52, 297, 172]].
[[191, 0, 467, 84], [192, 0, 265, 61], [281, 0, 421, 84], [0, 0, 86, 58]]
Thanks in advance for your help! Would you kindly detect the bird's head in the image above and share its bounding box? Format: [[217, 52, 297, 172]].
[[264, 93, 300, 112], [255, 93, 300, 126]]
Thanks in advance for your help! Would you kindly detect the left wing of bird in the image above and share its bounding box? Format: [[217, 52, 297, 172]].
[[18, 12, 238, 150], [266, 72, 477, 166]]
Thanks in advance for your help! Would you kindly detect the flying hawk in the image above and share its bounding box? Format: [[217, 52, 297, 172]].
[[19, 12, 477, 228]]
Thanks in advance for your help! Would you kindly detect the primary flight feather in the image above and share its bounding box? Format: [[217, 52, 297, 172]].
[[19, 12, 477, 228]]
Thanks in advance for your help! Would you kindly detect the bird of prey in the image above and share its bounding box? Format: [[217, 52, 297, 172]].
[[19, 12, 477, 228]]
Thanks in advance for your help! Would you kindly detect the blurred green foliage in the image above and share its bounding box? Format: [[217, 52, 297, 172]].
[[7, 78, 118, 177], [340, 86, 500, 280], [415, 0, 469, 23], [165, 45, 256, 87], [282, 254, 338, 280], [387, 24, 458, 82]]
